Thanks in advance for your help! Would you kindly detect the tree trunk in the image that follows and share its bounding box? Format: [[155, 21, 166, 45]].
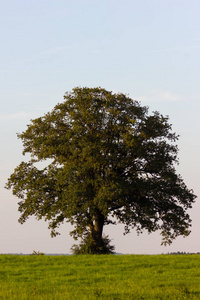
[[92, 210, 104, 250]]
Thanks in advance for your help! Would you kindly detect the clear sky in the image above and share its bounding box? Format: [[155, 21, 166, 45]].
[[1, 0, 200, 254]]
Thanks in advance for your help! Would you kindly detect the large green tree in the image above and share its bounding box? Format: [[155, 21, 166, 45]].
[[6, 87, 196, 253]]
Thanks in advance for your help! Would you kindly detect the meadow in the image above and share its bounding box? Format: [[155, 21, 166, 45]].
[[0, 254, 200, 299]]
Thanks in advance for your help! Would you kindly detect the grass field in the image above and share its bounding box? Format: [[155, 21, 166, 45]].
[[0, 254, 200, 299]]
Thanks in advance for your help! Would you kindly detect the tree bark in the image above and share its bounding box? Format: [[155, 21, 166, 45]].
[[92, 210, 104, 250]]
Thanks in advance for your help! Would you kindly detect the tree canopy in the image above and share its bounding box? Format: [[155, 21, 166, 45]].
[[6, 87, 196, 253]]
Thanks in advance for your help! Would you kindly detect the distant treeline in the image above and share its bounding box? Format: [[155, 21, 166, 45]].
[[164, 251, 200, 255]]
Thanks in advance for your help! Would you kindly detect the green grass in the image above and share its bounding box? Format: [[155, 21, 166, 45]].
[[0, 254, 200, 299]]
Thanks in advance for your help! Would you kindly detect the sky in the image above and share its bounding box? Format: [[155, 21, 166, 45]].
[[1, 0, 200, 254]]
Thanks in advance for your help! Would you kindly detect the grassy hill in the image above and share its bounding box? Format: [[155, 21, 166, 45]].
[[0, 254, 200, 299]]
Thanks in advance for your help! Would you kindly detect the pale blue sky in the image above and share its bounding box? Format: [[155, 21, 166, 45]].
[[1, 0, 200, 254]]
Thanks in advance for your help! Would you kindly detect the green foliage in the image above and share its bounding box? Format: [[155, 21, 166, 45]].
[[71, 234, 115, 254], [1, 254, 200, 299], [5, 87, 196, 252]]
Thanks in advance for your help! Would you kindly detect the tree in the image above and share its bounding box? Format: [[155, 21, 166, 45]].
[[6, 87, 196, 253]]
